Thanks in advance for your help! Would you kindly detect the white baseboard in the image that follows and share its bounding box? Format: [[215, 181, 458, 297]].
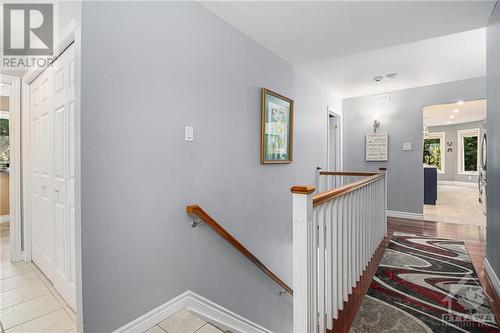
[[438, 181, 476, 188], [484, 258, 500, 298], [387, 210, 424, 221], [113, 290, 272, 333], [0, 215, 10, 224]]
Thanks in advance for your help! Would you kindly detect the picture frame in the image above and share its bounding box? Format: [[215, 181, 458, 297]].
[[261, 88, 294, 164]]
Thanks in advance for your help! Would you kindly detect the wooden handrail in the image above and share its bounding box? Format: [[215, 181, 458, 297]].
[[312, 173, 385, 207], [319, 171, 379, 177], [186, 205, 293, 296]]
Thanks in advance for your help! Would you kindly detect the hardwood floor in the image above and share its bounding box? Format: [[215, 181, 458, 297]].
[[329, 217, 498, 333]]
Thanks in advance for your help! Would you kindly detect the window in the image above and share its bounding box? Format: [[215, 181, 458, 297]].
[[0, 112, 8, 167], [458, 128, 479, 175], [423, 132, 445, 173]]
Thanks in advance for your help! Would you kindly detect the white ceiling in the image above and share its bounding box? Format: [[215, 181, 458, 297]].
[[202, 1, 495, 98], [423, 99, 486, 127]]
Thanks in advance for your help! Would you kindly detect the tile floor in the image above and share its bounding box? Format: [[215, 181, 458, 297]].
[[143, 309, 224, 333], [424, 185, 486, 227], [0, 222, 76, 333]]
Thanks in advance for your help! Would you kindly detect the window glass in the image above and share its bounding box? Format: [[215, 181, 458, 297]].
[[463, 135, 478, 172], [0, 118, 8, 166], [423, 138, 441, 170]]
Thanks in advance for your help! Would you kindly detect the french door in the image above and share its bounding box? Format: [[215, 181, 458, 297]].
[[30, 44, 76, 309]]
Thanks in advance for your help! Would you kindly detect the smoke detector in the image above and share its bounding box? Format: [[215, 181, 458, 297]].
[[373, 76, 384, 83], [386, 73, 398, 79]]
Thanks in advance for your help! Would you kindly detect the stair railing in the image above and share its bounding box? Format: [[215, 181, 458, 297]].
[[292, 170, 387, 333], [186, 204, 293, 296]]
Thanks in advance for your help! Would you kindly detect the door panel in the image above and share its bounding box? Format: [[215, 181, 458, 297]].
[[30, 43, 76, 309]]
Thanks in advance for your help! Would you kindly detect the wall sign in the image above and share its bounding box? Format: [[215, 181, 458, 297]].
[[366, 133, 388, 161]]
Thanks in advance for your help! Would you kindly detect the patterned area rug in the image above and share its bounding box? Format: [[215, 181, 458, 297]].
[[350, 234, 500, 332]]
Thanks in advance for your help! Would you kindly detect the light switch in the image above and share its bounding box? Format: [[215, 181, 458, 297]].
[[403, 142, 413, 151], [185, 126, 194, 142]]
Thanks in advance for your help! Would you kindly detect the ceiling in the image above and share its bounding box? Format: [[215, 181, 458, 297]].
[[202, 1, 495, 98], [423, 99, 486, 127]]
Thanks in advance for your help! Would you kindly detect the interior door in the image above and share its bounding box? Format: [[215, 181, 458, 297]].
[[30, 44, 76, 309]]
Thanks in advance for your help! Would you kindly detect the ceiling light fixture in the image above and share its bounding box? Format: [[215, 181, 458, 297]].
[[373, 76, 384, 83], [457, 100, 464, 105], [453, 109, 459, 113], [385, 73, 398, 79], [450, 115, 455, 119], [447, 121, 452, 124]]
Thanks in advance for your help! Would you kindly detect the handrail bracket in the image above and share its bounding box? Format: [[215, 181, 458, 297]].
[[191, 218, 204, 228]]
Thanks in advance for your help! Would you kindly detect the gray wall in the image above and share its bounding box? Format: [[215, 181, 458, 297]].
[[427, 120, 485, 183], [487, 2, 500, 285], [80, 2, 335, 332], [342, 77, 486, 214]]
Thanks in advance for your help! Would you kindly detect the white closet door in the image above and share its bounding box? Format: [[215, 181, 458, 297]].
[[30, 44, 76, 310]]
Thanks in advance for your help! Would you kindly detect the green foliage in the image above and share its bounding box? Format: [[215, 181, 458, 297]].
[[0, 118, 9, 164], [0, 119, 8, 137], [463, 136, 478, 171], [423, 138, 441, 170]]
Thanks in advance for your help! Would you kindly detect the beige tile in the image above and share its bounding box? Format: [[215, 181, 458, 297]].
[[1, 272, 40, 292], [0, 294, 61, 329], [1, 263, 33, 280], [1, 281, 50, 310], [195, 323, 224, 333], [143, 325, 166, 333], [62, 305, 77, 322], [6, 309, 75, 333], [158, 310, 205, 333]]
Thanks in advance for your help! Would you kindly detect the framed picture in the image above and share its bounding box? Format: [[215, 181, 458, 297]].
[[261, 88, 294, 164]]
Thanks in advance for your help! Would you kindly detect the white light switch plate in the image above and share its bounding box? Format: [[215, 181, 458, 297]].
[[185, 126, 194, 142], [403, 142, 413, 151]]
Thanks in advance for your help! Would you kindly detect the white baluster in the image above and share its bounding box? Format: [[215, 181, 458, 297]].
[[325, 201, 333, 328], [337, 196, 344, 310], [317, 205, 325, 333], [291, 186, 317, 333], [331, 199, 339, 320]]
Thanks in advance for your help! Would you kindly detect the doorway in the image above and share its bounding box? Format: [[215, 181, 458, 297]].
[[328, 110, 342, 171], [422, 99, 486, 227]]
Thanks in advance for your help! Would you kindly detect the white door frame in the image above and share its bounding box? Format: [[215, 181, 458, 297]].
[[327, 107, 343, 171], [1, 74, 22, 262], [21, 19, 83, 332]]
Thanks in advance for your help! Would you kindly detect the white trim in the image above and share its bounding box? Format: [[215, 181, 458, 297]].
[[457, 128, 480, 176], [1, 74, 22, 262], [23, 19, 76, 85], [424, 131, 446, 174], [484, 259, 500, 298], [113, 290, 272, 333], [437, 181, 477, 188], [387, 210, 424, 220], [0, 215, 10, 224]]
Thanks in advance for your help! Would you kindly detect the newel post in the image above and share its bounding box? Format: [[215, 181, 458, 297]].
[[291, 185, 316, 333]]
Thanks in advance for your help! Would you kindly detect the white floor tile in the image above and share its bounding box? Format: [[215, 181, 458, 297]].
[[143, 325, 166, 333], [158, 310, 206, 333], [5, 309, 75, 333], [1, 272, 40, 293], [195, 323, 224, 333], [1, 282, 50, 310], [1, 263, 33, 280], [424, 185, 486, 227], [0, 294, 61, 330]]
